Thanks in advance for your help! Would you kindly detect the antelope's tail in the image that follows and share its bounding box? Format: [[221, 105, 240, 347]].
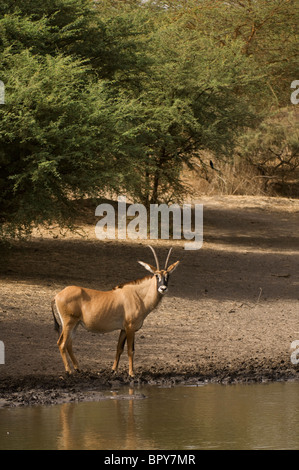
[[51, 298, 60, 335]]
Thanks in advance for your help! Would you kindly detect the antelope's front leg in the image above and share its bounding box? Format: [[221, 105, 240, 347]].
[[126, 329, 135, 378], [112, 329, 126, 373]]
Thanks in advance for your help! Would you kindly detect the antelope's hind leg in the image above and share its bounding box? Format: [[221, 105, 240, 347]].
[[57, 320, 80, 374], [112, 329, 127, 373], [66, 326, 80, 372]]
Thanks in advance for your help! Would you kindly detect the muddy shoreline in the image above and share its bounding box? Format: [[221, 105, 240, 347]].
[[1, 363, 298, 408]]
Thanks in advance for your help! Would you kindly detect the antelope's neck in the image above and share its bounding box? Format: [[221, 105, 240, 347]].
[[136, 276, 161, 313]]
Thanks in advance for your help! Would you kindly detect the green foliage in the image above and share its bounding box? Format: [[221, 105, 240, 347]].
[[0, 49, 115, 234], [105, 7, 262, 205], [159, 0, 298, 107]]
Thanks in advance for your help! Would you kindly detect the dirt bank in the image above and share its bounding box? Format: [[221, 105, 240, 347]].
[[0, 196, 298, 407]]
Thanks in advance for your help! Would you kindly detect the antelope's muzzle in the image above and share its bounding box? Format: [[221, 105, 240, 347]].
[[158, 285, 168, 294]]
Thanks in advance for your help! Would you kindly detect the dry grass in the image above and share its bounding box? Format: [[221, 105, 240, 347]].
[[182, 158, 266, 198], [182, 155, 299, 200]]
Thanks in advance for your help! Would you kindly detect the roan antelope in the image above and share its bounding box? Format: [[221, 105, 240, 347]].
[[51, 246, 179, 377]]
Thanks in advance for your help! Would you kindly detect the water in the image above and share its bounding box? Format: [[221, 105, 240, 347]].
[[0, 382, 299, 450]]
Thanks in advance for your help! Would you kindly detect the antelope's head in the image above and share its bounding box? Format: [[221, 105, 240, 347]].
[[138, 246, 180, 295]]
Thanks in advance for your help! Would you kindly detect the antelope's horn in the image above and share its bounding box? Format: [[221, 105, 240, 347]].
[[147, 245, 159, 271], [164, 247, 172, 270]]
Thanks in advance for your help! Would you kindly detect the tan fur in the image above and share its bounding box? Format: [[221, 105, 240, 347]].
[[51, 248, 179, 377]]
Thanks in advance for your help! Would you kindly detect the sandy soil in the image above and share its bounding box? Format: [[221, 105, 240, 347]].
[[0, 195, 298, 407]]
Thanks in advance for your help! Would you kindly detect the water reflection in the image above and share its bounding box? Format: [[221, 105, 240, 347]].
[[57, 389, 155, 450], [1, 382, 299, 450]]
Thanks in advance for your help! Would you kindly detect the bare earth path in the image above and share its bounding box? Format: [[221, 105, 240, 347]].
[[0, 196, 298, 406]]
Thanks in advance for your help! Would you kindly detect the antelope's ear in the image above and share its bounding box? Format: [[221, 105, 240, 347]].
[[167, 260, 180, 274], [138, 261, 156, 274]]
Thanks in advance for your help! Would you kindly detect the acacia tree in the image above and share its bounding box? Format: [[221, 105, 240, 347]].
[[0, 0, 148, 236], [110, 10, 261, 206], [156, 0, 297, 106], [0, 50, 117, 236], [126, 0, 297, 203]]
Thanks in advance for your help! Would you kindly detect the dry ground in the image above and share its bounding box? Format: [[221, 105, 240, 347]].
[[0, 195, 298, 406]]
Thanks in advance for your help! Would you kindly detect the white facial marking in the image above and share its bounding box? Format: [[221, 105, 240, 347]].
[[158, 285, 167, 294]]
